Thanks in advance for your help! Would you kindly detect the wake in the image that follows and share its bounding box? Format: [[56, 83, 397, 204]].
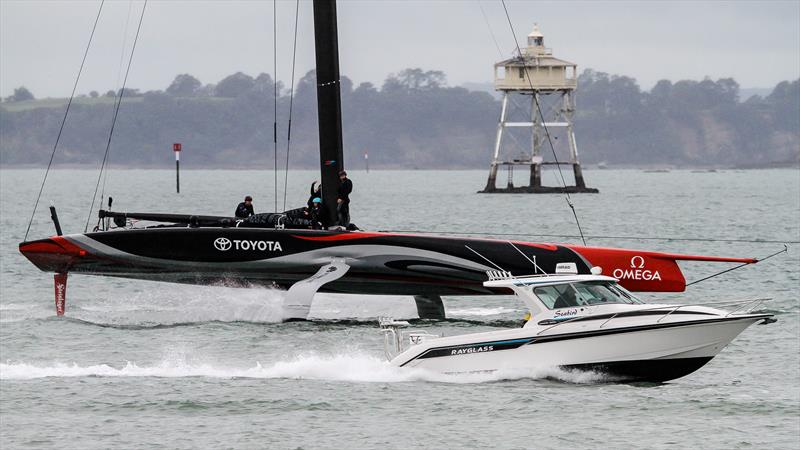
[[0, 353, 608, 384]]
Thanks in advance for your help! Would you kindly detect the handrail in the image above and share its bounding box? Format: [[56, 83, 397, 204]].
[[535, 297, 772, 336], [655, 305, 682, 323], [724, 298, 770, 317]]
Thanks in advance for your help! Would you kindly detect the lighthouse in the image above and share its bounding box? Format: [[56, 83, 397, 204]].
[[481, 24, 597, 193]]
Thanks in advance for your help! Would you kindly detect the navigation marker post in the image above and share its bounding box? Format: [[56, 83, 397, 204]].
[[173, 143, 182, 193]]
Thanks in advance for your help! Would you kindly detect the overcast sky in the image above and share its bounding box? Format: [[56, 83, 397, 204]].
[[1, 0, 798, 98]]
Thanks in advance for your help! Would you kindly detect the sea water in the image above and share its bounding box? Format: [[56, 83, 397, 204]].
[[1, 169, 798, 449]]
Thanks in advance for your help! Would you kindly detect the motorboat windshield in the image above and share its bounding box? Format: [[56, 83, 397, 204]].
[[533, 280, 644, 309]]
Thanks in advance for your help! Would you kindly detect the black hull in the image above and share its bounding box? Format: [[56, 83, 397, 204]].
[[20, 224, 758, 296], [19, 227, 591, 297], [562, 356, 715, 383]]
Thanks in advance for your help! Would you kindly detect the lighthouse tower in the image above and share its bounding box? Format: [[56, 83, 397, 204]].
[[481, 24, 597, 193]]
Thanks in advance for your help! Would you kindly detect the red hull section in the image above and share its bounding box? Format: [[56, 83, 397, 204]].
[[19, 236, 88, 273], [54, 273, 67, 316], [565, 245, 756, 292]]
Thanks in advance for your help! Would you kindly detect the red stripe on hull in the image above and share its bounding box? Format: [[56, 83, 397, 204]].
[[19, 236, 89, 272]]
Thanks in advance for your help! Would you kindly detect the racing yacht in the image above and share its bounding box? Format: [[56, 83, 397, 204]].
[[380, 264, 774, 382], [17, 0, 764, 320]]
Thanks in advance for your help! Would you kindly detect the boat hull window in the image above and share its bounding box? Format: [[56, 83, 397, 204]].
[[573, 281, 643, 305], [534, 281, 643, 309], [534, 284, 586, 309]]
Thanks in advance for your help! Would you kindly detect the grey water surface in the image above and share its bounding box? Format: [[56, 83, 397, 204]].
[[1, 169, 799, 449]]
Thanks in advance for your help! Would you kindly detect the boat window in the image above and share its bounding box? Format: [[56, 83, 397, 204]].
[[608, 283, 644, 304], [533, 284, 587, 309], [572, 281, 642, 305]]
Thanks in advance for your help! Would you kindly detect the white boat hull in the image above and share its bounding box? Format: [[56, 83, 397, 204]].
[[392, 315, 769, 382]]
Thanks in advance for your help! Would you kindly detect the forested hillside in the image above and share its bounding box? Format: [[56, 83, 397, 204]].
[[1, 69, 797, 168]]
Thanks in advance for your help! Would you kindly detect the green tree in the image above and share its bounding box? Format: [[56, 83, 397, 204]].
[[166, 74, 202, 97], [383, 68, 446, 92], [6, 86, 34, 102], [215, 72, 255, 98]]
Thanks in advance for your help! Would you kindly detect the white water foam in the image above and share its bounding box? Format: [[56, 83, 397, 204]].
[[0, 353, 607, 384], [0, 303, 38, 311], [448, 307, 520, 317], [32, 283, 414, 325], [73, 284, 287, 324]]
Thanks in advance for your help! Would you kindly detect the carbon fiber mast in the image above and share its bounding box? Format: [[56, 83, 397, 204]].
[[313, 0, 345, 225]]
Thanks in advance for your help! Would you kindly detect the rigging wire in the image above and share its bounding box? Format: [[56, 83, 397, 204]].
[[476, 2, 532, 162], [500, 0, 587, 246], [273, 0, 279, 213], [100, 0, 135, 208], [477, 0, 504, 57], [85, 0, 148, 232], [282, 0, 301, 212], [685, 245, 788, 287], [378, 228, 799, 245], [114, 1, 135, 90], [23, 0, 106, 241]]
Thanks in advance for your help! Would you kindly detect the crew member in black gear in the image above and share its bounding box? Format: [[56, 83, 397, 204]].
[[235, 195, 254, 218], [308, 197, 329, 230], [307, 181, 322, 208], [337, 170, 352, 226]]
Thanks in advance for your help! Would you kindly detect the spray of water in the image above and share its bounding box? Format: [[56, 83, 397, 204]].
[[0, 351, 608, 384]]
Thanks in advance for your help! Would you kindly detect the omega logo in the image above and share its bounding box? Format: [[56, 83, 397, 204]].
[[630, 255, 645, 269], [612, 255, 662, 281]]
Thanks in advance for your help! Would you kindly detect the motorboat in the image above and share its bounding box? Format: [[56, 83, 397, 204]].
[[380, 264, 774, 382]]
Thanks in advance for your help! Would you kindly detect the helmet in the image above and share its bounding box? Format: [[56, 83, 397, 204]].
[[312, 197, 322, 204]]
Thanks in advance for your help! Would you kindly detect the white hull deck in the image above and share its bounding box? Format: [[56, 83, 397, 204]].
[[391, 315, 767, 381]]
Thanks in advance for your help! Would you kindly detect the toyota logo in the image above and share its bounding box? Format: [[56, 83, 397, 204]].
[[214, 237, 232, 251]]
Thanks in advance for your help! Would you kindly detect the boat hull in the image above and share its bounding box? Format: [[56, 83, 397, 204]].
[[561, 357, 714, 383], [393, 315, 768, 382], [19, 226, 758, 295], [18, 228, 589, 296]]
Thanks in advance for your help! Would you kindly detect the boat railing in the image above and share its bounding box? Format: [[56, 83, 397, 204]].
[[535, 297, 773, 336], [379, 317, 440, 360], [484, 270, 594, 283]]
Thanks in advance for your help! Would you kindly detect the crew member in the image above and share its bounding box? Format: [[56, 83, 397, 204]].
[[337, 170, 352, 226], [307, 181, 322, 208], [235, 195, 254, 218], [309, 197, 329, 230]]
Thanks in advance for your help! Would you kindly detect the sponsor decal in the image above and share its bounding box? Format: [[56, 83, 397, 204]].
[[612, 255, 662, 282], [450, 345, 494, 356], [214, 237, 283, 252], [54, 278, 66, 316], [554, 308, 578, 319], [214, 237, 232, 251], [555, 262, 578, 274]]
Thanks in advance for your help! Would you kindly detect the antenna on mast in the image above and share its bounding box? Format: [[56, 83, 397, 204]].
[[507, 241, 545, 274]]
